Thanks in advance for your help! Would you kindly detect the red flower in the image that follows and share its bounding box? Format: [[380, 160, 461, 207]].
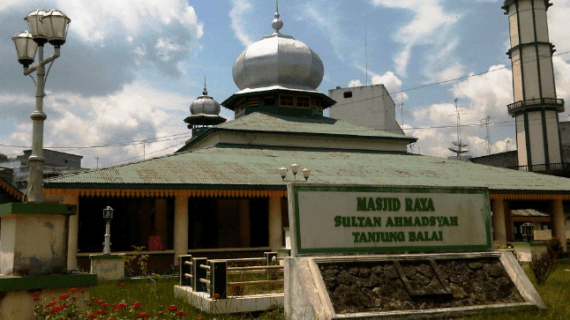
[[72, 296, 79, 301], [117, 282, 125, 287], [32, 292, 41, 298], [175, 311, 187, 317], [115, 302, 128, 310], [59, 294, 70, 300], [212, 294, 221, 299], [132, 301, 142, 307], [87, 314, 97, 319], [95, 309, 107, 315], [80, 288, 87, 293], [89, 297, 97, 301], [137, 312, 151, 318], [68, 287, 78, 293], [167, 305, 178, 311], [33, 297, 40, 302], [97, 299, 105, 305], [45, 301, 57, 307], [101, 302, 109, 307]]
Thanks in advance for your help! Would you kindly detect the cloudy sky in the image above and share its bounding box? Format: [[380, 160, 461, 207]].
[[1, 0, 570, 168]]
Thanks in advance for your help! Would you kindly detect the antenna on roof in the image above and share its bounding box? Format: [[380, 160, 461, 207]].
[[365, 25, 368, 86]]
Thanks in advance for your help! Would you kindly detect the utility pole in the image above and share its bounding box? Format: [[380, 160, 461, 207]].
[[481, 115, 491, 155]]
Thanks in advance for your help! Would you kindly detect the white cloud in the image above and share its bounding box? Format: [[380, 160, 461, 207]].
[[348, 80, 363, 88], [370, 0, 461, 79], [55, 0, 203, 44], [428, 63, 464, 83], [0, 81, 192, 168], [351, 68, 409, 101], [303, 1, 348, 62], [404, 65, 514, 158], [371, 71, 408, 101], [229, 0, 254, 47], [548, 1, 570, 57]]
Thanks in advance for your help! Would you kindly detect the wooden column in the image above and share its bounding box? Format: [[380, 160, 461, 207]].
[[174, 196, 189, 262], [63, 194, 79, 271], [268, 196, 283, 252], [239, 199, 250, 247], [154, 199, 168, 247], [492, 199, 507, 247], [504, 201, 513, 242], [552, 199, 567, 252]]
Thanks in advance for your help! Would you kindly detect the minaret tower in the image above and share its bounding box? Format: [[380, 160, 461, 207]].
[[503, 0, 564, 171]]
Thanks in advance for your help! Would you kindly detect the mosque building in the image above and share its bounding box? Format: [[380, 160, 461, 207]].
[[45, 3, 569, 272]]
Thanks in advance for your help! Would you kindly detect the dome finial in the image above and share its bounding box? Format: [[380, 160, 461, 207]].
[[203, 76, 208, 96], [272, 0, 283, 33]]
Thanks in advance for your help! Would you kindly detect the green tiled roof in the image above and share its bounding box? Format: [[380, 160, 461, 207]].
[[216, 112, 414, 140], [45, 147, 570, 194]]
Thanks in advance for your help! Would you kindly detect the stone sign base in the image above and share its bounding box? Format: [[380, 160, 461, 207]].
[[90, 254, 125, 281], [285, 251, 545, 320]]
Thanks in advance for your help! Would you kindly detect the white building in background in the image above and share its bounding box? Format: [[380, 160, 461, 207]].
[[0, 149, 86, 193], [328, 84, 405, 135]]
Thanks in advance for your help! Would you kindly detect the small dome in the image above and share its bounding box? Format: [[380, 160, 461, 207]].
[[232, 6, 324, 91], [190, 83, 220, 116]]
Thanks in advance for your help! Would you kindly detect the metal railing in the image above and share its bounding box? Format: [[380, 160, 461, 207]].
[[179, 252, 284, 299], [507, 98, 564, 115], [510, 162, 570, 172]]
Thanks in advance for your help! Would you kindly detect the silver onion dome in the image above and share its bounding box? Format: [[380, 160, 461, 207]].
[[232, 4, 324, 91], [190, 79, 221, 115]]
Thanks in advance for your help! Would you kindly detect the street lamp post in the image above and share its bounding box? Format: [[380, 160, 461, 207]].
[[12, 9, 71, 203], [102, 206, 114, 255]]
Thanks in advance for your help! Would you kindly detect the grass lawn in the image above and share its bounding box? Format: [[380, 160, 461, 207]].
[[88, 262, 569, 320]]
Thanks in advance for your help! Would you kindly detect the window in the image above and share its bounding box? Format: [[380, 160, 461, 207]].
[[264, 97, 276, 106], [235, 99, 246, 116], [248, 98, 259, 108], [280, 94, 294, 107], [344, 91, 353, 98], [296, 96, 311, 108]]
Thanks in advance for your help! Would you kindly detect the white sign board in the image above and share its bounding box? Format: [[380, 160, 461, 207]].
[[287, 185, 492, 256]]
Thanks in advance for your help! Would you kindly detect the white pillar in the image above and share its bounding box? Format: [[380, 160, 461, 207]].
[[268, 196, 282, 252], [239, 199, 250, 247], [552, 199, 567, 252], [64, 194, 79, 271], [174, 196, 189, 261], [492, 199, 507, 247]]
